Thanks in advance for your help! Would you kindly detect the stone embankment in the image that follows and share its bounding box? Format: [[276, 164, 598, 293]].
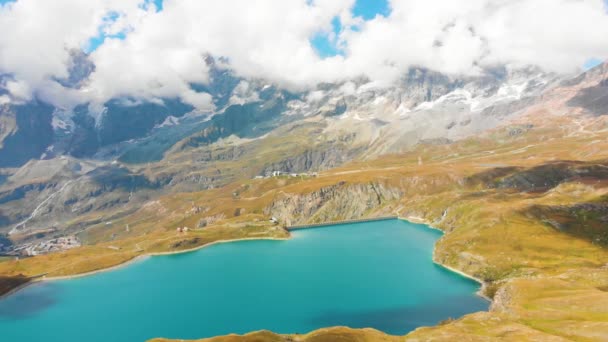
[[286, 216, 398, 230]]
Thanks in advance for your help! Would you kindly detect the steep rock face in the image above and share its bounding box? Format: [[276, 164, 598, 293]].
[[97, 99, 194, 147], [398, 67, 465, 107], [0, 159, 160, 238], [65, 110, 99, 157], [0, 102, 54, 167], [304, 66, 560, 158], [178, 95, 288, 150], [567, 62, 608, 116], [0, 106, 16, 148], [191, 55, 242, 109], [1, 64, 562, 169], [260, 139, 363, 175], [264, 182, 402, 225], [63, 99, 194, 159], [53, 49, 95, 89]]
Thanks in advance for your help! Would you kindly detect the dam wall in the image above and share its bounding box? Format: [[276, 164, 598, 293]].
[[286, 216, 398, 230]]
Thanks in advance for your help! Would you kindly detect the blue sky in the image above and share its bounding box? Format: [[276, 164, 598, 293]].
[[0, 0, 390, 58], [312, 0, 607, 67], [83, 0, 391, 57], [311, 0, 389, 58], [84, 0, 163, 53], [353, 0, 390, 20], [309, 0, 608, 67], [310, 17, 344, 58], [584, 58, 604, 70], [313, 0, 606, 70]]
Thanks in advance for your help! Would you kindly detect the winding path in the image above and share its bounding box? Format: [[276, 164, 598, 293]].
[[9, 180, 75, 235]]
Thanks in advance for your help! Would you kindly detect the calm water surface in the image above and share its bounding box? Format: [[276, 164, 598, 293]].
[[0, 219, 488, 341]]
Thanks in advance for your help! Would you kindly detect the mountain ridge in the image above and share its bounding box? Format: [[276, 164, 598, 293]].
[[1, 59, 608, 341], [0, 61, 602, 248]]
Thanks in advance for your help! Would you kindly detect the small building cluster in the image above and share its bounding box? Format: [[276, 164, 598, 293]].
[[14, 236, 81, 256], [176, 226, 189, 233], [254, 171, 318, 179]]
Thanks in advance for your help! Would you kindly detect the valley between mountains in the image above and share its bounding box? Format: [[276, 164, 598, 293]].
[[1, 61, 608, 341]]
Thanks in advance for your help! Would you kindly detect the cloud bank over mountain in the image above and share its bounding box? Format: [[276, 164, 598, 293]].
[[1, 0, 608, 110]]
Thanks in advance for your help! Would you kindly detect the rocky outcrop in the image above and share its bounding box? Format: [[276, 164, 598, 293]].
[[264, 182, 402, 226], [398, 67, 464, 108], [0, 102, 54, 167], [566, 61, 608, 116], [260, 143, 362, 175], [178, 95, 287, 151], [0, 163, 162, 240], [197, 213, 226, 228], [490, 280, 517, 314]]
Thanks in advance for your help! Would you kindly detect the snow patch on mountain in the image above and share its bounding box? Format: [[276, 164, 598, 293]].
[[229, 81, 261, 105], [155, 115, 180, 128], [51, 110, 74, 132]]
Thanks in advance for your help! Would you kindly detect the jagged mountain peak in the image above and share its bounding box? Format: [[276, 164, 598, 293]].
[[53, 49, 96, 89], [0, 61, 576, 170]]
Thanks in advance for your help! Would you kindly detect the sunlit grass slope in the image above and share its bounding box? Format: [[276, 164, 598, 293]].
[[2, 110, 608, 340]]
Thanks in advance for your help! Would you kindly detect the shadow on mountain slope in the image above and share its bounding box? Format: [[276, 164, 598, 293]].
[[523, 195, 608, 246], [465, 160, 608, 193], [464, 160, 608, 246], [567, 76, 608, 116]]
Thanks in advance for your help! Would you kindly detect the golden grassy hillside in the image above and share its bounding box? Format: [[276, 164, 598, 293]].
[[2, 107, 608, 340], [150, 327, 404, 342]]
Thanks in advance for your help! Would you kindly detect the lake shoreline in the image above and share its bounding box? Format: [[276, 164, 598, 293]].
[[0, 236, 290, 300], [1, 218, 491, 305], [400, 216, 490, 301], [0, 279, 34, 300]]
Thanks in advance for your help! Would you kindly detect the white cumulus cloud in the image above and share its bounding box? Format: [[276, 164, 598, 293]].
[[0, 0, 607, 109]]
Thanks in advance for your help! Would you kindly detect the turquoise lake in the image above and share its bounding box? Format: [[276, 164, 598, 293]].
[[0, 219, 488, 341]]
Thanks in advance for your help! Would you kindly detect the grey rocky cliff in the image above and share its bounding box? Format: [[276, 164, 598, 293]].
[[490, 280, 517, 315], [260, 142, 363, 175], [264, 182, 402, 226]]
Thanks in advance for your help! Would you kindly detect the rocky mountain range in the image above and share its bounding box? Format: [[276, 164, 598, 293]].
[[0, 55, 605, 253]]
